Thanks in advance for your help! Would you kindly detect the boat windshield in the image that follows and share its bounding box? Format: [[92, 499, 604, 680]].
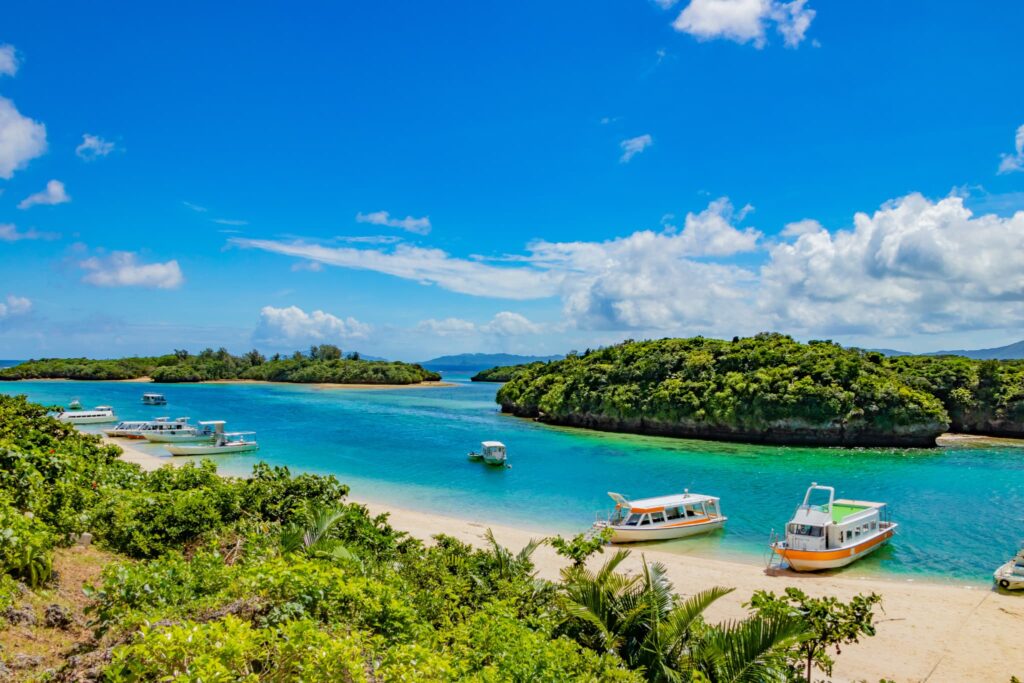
[[788, 523, 824, 537]]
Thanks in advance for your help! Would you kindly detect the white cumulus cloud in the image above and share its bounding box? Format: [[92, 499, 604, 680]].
[[759, 193, 1024, 335], [0, 294, 31, 319], [356, 210, 431, 235], [416, 317, 477, 336], [0, 224, 59, 241], [0, 97, 47, 179], [481, 312, 543, 336], [80, 252, 184, 289], [997, 124, 1024, 174], [254, 305, 370, 346], [0, 45, 18, 77], [18, 179, 70, 209], [673, 0, 815, 48], [76, 134, 116, 161], [619, 134, 653, 163]]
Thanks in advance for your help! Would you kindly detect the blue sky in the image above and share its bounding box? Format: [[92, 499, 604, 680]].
[[1, 1, 1023, 360]]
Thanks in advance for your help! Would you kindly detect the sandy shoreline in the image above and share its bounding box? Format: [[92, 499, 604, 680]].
[[10, 377, 455, 389], [100, 434, 1024, 682], [366, 503, 1022, 683]]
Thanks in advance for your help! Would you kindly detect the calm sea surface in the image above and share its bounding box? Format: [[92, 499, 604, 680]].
[[4, 377, 1022, 584]]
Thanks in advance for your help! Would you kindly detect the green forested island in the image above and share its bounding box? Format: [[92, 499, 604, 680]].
[[471, 361, 550, 382], [0, 345, 441, 385], [0, 394, 881, 680], [495, 333, 1024, 447]]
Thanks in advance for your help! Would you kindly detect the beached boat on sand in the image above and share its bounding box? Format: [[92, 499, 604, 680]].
[[594, 490, 727, 543], [468, 441, 507, 466], [994, 548, 1024, 590], [57, 405, 117, 424], [770, 482, 897, 572], [164, 429, 258, 456], [142, 419, 218, 443], [104, 419, 164, 438]]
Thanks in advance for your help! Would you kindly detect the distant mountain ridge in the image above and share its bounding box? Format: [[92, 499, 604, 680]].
[[927, 339, 1024, 360], [874, 339, 1024, 360], [420, 353, 563, 371]]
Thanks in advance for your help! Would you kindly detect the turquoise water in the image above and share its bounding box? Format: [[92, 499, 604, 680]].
[[4, 378, 1023, 584]]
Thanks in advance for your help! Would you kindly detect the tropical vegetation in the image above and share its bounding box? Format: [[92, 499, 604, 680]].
[[471, 361, 550, 382], [496, 333, 951, 447], [0, 393, 884, 680], [0, 345, 441, 385]]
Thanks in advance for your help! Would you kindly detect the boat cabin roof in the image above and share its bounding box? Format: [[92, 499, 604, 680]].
[[481, 441, 505, 449], [831, 499, 884, 523], [610, 491, 718, 513], [143, 393, 165, 398], [200, 420, 227, 425], [223, 431, 255, 436]]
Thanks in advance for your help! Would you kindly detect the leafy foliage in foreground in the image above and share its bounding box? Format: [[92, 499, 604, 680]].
[[497, 333, 949, 446], [0, 394, 883, 681], [0, 344, 440, 385]]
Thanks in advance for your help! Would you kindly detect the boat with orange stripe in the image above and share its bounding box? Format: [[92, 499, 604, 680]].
[[770, 482, 897, 572], [593, 490, 727, 543]]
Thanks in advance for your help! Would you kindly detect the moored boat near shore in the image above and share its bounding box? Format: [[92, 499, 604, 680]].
[[468, 441, 507, 466], [104, 419, 161, 438], [164, 429, 258, 456], [994, 548, 1024, 590], [594, 490, 727, 543], [770, 483, 897, 572], [56, 405, 117, 424]]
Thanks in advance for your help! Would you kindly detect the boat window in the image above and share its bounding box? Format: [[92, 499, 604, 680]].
[[788, 524, 823, 537], [639, 514, 651, 526], [665, 507, 682, 520], [625, 514, 641, 526], [652, 511, 666, 524]]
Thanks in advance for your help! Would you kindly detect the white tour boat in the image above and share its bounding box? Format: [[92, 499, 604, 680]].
[[468, 441, 507, 466], [164, 429, 259, 456], [770, 482, 897, 572], [136, 417, 200, 440], [56, 405, 117, 424], [594, 490, 727, 543], [142, 392, 167, 405], [994, 548, 1024, 590], [103, 420, 161, 438], [142, 419, 219, 443]]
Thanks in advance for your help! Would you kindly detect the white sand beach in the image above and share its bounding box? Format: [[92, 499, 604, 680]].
[[366, 504, 1023, 683], [106, 435, 1023, 682]]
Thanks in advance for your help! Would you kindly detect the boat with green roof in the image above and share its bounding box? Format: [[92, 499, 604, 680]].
[[770, 482, 897, 572]]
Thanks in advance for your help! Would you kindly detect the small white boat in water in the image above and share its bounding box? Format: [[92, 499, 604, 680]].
[[770, 482, 897, 572], [68, 398, 82, 410], [468, 441, 507, 466], [994, 548, 1024, 590], [142, 392, 167, 406], [142, 419, 218, 443], [594, 490, 727, 543], [57, 405, 117, 424], [165, 426, 258, 456]]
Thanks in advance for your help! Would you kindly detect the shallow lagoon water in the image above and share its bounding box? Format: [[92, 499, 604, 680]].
[[5, 377, 1023, 584]]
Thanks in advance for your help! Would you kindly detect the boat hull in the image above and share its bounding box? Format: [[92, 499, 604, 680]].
[[144, 432, 214, 443], [602, 516, 726, 543], [165, 443, 259, 456], [772, 526, 896, 571], [482, 456, 506, 466], [994, 563, 1024, 590]]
